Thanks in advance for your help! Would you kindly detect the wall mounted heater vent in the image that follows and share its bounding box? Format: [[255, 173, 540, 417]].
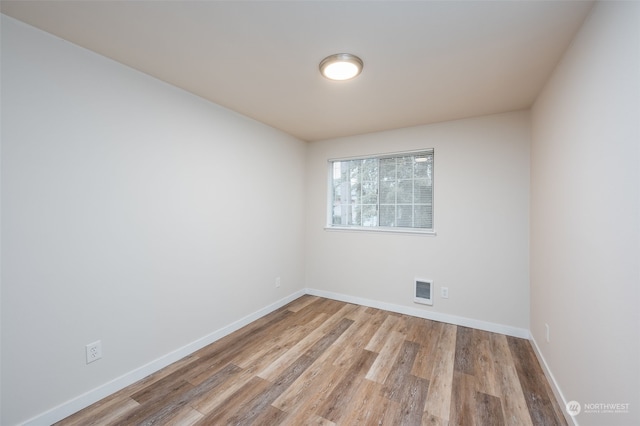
[[414, 279, 433, 305]]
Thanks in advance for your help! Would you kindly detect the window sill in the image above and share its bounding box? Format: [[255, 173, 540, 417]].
[[324, 226, 437, 236]]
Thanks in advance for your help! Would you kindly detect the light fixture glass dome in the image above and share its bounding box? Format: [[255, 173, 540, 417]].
[[319, 53, 363, 81]]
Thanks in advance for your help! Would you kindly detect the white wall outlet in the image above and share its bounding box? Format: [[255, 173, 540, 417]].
[[441, 286, 449, 299], [275, 277, 281, 288], [545, 323, 550, 343], [86, 340, 102, 364]]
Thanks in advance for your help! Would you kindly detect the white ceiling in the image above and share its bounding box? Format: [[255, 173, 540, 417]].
[[1, 1, 594, 141]]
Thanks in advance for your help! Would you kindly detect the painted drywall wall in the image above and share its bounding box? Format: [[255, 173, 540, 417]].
[[306, 111, 531, 330], [531, 2, 640, 426], [1, 15, 306, 425]]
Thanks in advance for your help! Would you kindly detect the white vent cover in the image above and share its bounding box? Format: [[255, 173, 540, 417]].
[[414, 279, 433, 305]]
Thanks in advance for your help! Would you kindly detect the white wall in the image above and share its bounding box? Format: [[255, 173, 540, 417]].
[[1, 15, 306, 425], [306, 111, 531, 331], [531, 2, 640, 426]]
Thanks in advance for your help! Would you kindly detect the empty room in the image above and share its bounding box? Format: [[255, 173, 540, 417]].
[[1, 1, 638, 425]]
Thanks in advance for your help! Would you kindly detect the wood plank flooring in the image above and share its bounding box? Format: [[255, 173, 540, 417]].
[[56, 296, 567, 426]]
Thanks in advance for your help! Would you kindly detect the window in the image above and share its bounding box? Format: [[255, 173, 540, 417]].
[[328, 150, 434, 233]]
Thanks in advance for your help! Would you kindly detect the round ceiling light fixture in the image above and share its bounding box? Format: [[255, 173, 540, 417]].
[[319, 53, 363, 81]]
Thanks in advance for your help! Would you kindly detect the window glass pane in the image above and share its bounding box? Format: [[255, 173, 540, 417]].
[[362, 181, 378, 204], [379, 205, 395, 226], [379, 158, 396, 181], [349, 160, 361, 204], [397, 156, 414, 179], [362, 204, 378, 226], [414, 160, 429, 178], [349, 205, 361, 226], [332, 203, 348, 225], [414, 205, 432, 228], [379, 180, 395, 204], [332, 160, 350, 225], [397, 205, 413, 227], [332, 185, 342, 203], [349, 160, 360, 176], [350, 184, 361, 204], [397, 180, 413, 203], [414, 179, 431, 203], [362, 158, 377, 180]]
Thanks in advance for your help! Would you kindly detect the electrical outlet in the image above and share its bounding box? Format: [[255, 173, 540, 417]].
[[275, 277, 281, 288], [545, 323, 550, 343], [441, 287, 449, 299], [86, 340, 102, 364]]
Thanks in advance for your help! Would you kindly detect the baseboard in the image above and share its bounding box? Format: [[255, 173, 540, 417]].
[[22, 287, 539, 425], [304, 288, 530, 338], [22, 289, 306, 426], [529, 335, 578, 426]]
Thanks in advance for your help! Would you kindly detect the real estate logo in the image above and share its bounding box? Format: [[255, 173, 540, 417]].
[[566, 400, 581, 416], [566, 400, 630, 416]]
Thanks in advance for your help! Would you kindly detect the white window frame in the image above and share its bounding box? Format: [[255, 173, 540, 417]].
[[326, 149, 435, 235]]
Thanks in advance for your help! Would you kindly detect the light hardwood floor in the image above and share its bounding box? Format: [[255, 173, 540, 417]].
[[56, 296, 567, 425]]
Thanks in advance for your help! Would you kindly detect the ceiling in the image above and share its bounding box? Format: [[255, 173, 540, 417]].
[[1, 1, 594, 142]]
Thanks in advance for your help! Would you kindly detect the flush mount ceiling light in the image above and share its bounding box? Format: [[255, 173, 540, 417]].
[[319, 53, 363, 81]]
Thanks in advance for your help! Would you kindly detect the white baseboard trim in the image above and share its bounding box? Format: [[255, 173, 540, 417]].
[[23, 287, 545, 425], [304, 288, 530, 339], [529, 335, 577, 426], [23, 289, 306, 426]]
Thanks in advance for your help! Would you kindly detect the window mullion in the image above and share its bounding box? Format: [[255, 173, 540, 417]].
[[414, 157, 418, 228], [395, 157, 399, 227], [376, 158, 380, 227]]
